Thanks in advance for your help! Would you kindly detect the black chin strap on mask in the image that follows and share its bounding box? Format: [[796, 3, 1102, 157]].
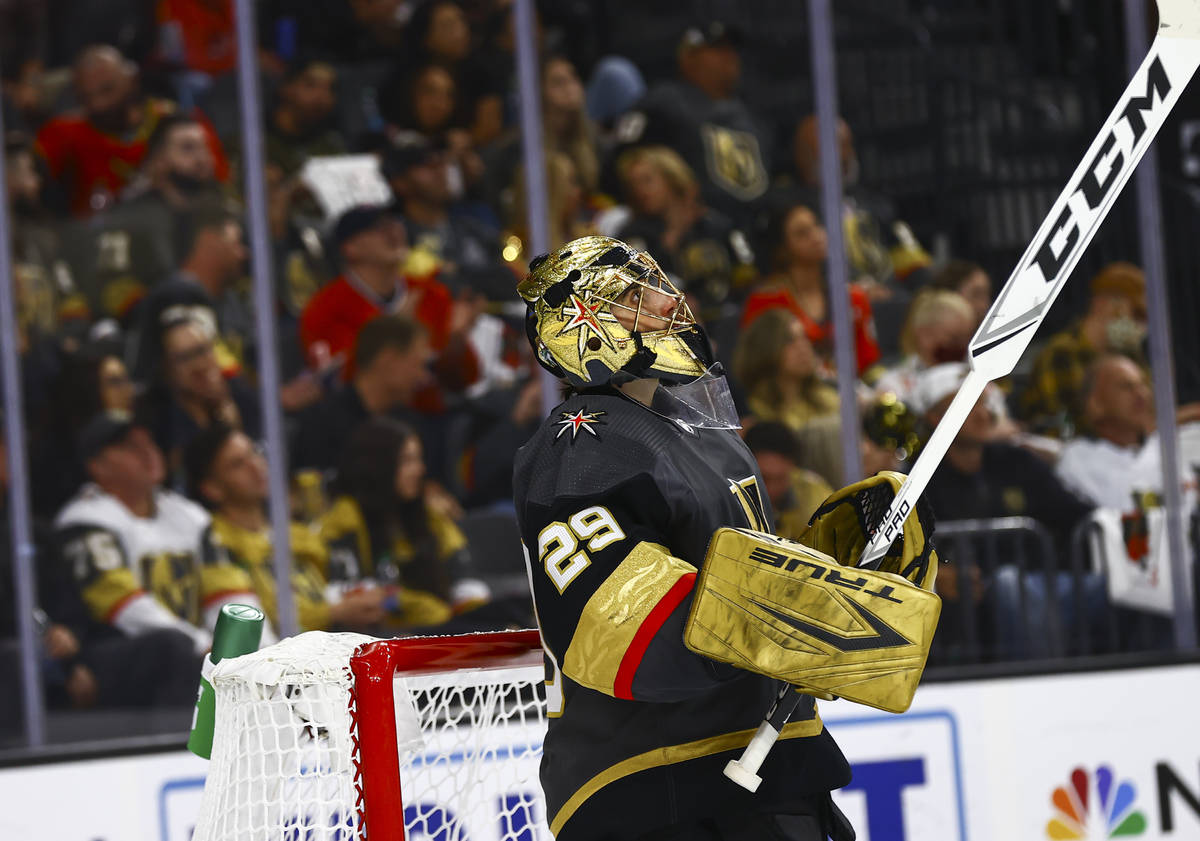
[[617, 331, 658, 381], [679, 325, 717, 371]]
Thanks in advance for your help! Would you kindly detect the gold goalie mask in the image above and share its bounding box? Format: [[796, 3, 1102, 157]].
[[518, 236, 713, 387], [685, 473, 942, 714]]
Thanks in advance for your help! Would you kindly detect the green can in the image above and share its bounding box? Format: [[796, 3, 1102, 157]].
[[187, 603, 265, 759]]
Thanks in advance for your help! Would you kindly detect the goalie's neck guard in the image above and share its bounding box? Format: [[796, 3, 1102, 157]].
[[628, 366, 741, 433]]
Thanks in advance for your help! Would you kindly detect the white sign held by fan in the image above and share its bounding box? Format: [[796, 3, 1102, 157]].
[[300, 155, 393, 221]]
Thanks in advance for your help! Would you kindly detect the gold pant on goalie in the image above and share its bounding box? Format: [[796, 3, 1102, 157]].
[[684, 528, 941, 713]]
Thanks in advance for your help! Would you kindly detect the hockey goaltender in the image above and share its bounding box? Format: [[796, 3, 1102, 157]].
[[513, 236, 941, 841]]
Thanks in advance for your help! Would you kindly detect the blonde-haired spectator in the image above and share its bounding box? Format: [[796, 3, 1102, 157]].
[[613, 144, 756, 317], [877, 287, 1021, 440], [617, 145, 699, 213], [510, 152, 595, 258], [929, 259, 993, 326], [874, 288, 975, 403]]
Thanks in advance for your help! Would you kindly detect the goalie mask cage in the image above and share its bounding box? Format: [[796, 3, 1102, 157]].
[[192, 629, 551, 841]]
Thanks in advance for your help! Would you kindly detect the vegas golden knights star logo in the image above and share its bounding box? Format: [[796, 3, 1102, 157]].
[[555, 408, 606, 442]]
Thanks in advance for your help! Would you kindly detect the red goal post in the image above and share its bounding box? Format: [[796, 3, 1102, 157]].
[[192, 628, 550, 841], [351, 629, 546, 839]]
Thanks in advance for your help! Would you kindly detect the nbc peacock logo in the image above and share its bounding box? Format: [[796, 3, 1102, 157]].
[[1046, 765, 1147, 839]]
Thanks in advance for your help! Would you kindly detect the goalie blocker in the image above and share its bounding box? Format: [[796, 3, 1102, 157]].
[[685, 527, 940, 714]]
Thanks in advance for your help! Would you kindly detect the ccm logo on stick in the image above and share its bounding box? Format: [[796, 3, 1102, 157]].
[[1034, 57, 1169, 282]]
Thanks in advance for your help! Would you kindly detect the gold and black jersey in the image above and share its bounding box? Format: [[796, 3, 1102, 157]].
[[613, 79, 771, 224], [204, 515, 333, 632], [513, 389, 851, 841], [316, 496, 470, 628]]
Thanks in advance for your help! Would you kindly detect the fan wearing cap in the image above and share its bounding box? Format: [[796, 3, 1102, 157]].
[[1019, 262, 1150, 438], [382, 133, 515, 302], [608, 21, 771, 227], [54, 412, 272, 656], [298, 202, 479, 395], [513, 236, 938, 841], [0, 411, 206, 710]]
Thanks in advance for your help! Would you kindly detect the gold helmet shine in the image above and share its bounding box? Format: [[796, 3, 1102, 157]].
[[518, 236, 711, 387]]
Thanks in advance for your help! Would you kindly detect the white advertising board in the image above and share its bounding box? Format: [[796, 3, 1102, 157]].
[[825, 663, 1200, 841], [0, 663, 1197, 841], [0, 750, 209, 841]]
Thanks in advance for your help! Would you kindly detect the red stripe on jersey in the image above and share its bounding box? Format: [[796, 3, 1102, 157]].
[[613, 572, 697, 700], [106, 589, 147, 623]]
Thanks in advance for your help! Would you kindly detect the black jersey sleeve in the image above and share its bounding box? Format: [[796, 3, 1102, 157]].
[[523, 474, 737, 705]]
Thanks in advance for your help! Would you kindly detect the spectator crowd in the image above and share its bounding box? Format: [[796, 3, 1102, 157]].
[[0, 0, 1196, 728]]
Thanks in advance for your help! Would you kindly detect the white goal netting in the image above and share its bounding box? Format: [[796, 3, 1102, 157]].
[[192, 630, 551, 841]]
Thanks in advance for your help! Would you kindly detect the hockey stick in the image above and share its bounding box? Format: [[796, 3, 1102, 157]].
[[723, 0, 1200, 793]]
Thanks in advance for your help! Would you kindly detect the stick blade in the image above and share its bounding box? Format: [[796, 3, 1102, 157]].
[[1158, 0, 1200, 37]]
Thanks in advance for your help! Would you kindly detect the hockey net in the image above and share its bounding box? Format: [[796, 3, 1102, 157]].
[[192, 629, 551, 841]]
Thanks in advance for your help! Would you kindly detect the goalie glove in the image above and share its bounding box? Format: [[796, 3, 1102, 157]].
[[684, 526, 940, 713], [802, 470, 939, 590]]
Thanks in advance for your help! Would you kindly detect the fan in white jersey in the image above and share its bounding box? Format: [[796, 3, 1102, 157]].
[[55, 411, 273, 653]]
